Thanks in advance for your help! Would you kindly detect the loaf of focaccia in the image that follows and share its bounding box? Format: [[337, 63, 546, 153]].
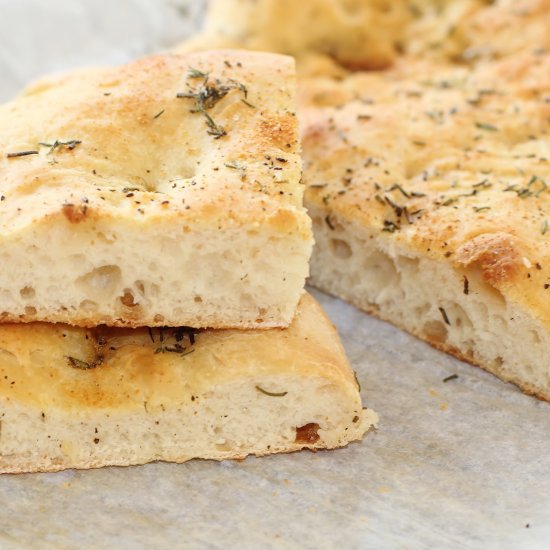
[[301, 52, 550, 399], [0, 50, 312, 329], [0, 294, 376, 473], [178, 0, 550, 73]]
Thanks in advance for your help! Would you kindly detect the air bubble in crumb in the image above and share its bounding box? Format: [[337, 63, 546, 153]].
[[20, 286, 35, 299], [330, 239, 352, 259], [120, 290, 137, 307]]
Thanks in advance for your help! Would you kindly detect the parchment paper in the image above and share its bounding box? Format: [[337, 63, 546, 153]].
[[1, 2, 549, 548]]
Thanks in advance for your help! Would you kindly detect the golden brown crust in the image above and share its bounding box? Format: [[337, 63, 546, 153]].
[[454, 233, 523, 286], [178, 0, 550, 73], [0, 51, 304, 235], [177, 0, 410, 71], [61, 202, 90, 224], [0, 294, 355, 411], [447, 0, 550, 63], [176, 0, 550, 401]]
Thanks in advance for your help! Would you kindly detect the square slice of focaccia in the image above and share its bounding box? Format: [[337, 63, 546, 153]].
[[300, 52, 550, 400], [0, 293, 376, 474], [0, 51, 312, 329]]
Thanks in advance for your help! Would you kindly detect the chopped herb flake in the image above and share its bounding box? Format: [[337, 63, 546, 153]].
[[354, 371, 361, 392], [438, 307, 451, 326], [475, 122, 498, 132], [7, 150, 39, 158], [325, 215, 335, 230], [256, 386, 288, 397], [66, 356, 101, 370], [387, 183, 410, 198], [39, 140, 82, 154], [187, 67, 209, 79], [241, 98, 256, 108], [177, 69, 249, 139]]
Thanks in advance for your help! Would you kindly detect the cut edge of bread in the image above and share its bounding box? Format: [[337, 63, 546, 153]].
[[0, 219, 312, 329], [308, 204, 550, 402], [0, 294, 377, 474], [1, 395, 377, 475]]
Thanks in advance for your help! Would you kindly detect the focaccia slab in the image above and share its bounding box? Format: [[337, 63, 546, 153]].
[[178, 0, 550, 74], [301, 52, 550, 399], [0, 51, 312, 329], [0, 294, 376, 474]]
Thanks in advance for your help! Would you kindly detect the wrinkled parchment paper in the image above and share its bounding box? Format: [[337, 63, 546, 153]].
[[1, 2, 549, 548]]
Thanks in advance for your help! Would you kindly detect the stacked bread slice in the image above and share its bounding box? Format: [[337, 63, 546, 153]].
[[179, 0, 550, 401], [1, 51, 311, 329], [0, 50, 377, 473]]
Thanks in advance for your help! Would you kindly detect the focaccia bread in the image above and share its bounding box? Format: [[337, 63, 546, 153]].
[[178, 0, 413, 71], [300, 52, 550, 399], [0, 51, 312, 329], [0, 294, 376, 474], [405, 0, 550, 63], [177, 0, 549, 73]]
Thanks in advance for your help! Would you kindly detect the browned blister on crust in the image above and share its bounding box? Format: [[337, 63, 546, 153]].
[[454, 233, 523, 288]]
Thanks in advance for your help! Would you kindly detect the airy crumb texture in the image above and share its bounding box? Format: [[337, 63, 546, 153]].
[[0, 294, 376, 474], [301, 49, 550, 399], [0, 50, 312, 329], [177, 0, 550, 74]]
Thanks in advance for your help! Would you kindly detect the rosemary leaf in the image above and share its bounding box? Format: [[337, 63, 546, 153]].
[[7, 150, 38, 158], [438, 307, 451, 326], [187, 67, 209, 79], [475, 122, 498, 132], [256, 385, 288, 397], [66, 356, 99, 369]]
